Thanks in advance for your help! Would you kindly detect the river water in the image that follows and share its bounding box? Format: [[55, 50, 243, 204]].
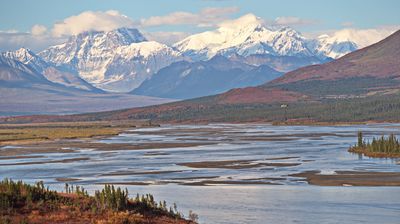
[[1, 123, 400, 223]]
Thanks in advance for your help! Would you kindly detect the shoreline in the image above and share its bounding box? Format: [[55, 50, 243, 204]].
[[348, 147, 400, 158], [0, 120, 158, 146]]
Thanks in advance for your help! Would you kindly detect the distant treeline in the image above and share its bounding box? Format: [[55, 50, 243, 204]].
[[136, 93, 400, 123]]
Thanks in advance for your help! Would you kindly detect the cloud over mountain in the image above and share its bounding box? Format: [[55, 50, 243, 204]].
[[0, 9, 397, 54], [139, 7, 240, 28], [52, 10, 135, 37], [274, 16, 318, 27]]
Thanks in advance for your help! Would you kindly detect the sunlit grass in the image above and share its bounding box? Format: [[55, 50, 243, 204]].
[[0, 120, 151, 144]]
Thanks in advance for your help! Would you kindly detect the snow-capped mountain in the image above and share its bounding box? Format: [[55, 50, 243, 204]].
[[0, 54, 46, 82], [173, 14, 379, 61], [21, 15, 390, 94], [98, 41, 182, 92], [2, 48, 49, 73], [39, 27, 146, 67], [310, 28, 396, 59], [174, 14, 313, 60], [309, 34, 358, 59], [39, 28, 181, 92], [2, 48, 99, 91]]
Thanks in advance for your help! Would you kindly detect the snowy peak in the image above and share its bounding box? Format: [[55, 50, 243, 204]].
[[1, 48, 101, 92], [267, 27, 312, 56], [100, 41, 182, 92], [218, 13, 264, 31], [39, 28, 146, 66], [174, 14, 393, 60], [39, 28, 181, 92], [0, 53, 46, 82], [3, 48, 37, 62], [313, 34, 357, 59], [116, 41, 179, 59], [174, 14, 312, 60], [73, 27, 146, 47], [2, 48, 49, 73], [311, 28, 396, 59]]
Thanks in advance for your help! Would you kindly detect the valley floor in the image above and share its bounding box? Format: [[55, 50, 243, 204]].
[[1, 122, 400, 223]]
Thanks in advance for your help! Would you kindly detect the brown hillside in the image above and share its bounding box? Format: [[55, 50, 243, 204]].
[[268, 30, 400, 85]]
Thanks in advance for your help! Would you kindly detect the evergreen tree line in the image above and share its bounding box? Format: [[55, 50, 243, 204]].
[[355, 131, 400, 154], [0, 179, 59, 210], [1, 179, 187, 221], [64, 183, 89, 197], [93, 184, 183, 218]]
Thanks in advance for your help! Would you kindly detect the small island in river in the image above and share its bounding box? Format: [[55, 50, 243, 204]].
[[349, 132, 400, 158]]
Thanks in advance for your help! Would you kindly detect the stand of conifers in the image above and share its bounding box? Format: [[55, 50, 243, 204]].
[[348, 131, 400, 158]]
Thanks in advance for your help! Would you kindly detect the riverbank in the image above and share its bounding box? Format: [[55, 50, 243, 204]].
[[348, 146, 400, 158], [0, 120, 156, 146]]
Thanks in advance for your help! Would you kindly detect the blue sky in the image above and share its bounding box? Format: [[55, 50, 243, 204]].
[[0, 0, 399, 51], [2, 0, 399, 32]]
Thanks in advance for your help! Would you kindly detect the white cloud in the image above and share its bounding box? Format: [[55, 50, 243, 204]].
[[0, 31, 65, 52], [324, 27, 398, 48], [0, 9, 398, 53], [139, 7, 239, 28], [52, 10, 135, 37], [305, 25, 399, 48], [274, 16, 318, 27], [31, 25, 47, 36], [144, 31, 191, 45]]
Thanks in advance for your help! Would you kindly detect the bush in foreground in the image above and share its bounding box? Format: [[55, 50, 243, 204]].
[[0, 179, 197, 224]]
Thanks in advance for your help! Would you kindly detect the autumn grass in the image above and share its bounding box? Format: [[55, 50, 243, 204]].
[[0, 120, 154, 145]]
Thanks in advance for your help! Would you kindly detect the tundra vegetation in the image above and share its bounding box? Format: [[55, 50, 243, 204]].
[[0, 178, 196, 224], [0, 120, 154, 145]]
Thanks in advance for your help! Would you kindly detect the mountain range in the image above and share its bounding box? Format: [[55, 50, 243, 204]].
[[0, 14, 395, 116], [8, 29, 398, 123], [38, 28, 182, 92], [0, 47, 174, 116], [1, 14, 375, 94], [131, 55, 283, 99]]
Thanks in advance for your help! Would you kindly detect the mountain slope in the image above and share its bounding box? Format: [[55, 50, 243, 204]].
[[39, 28, 181, 92], [132, 55, 282, 99], [237, 54, 327, 73], [0, 53, 174, 116], [0, 55, 48, 84], [220, 30, 400, 101], [2, 48, 99, 92], [269, 30, 400, 86], [101, 41, 182, 92]]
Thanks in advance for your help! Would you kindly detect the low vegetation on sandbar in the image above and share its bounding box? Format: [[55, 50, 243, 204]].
[[0, 178, 197, 224], [348, 131, 400, 158]]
